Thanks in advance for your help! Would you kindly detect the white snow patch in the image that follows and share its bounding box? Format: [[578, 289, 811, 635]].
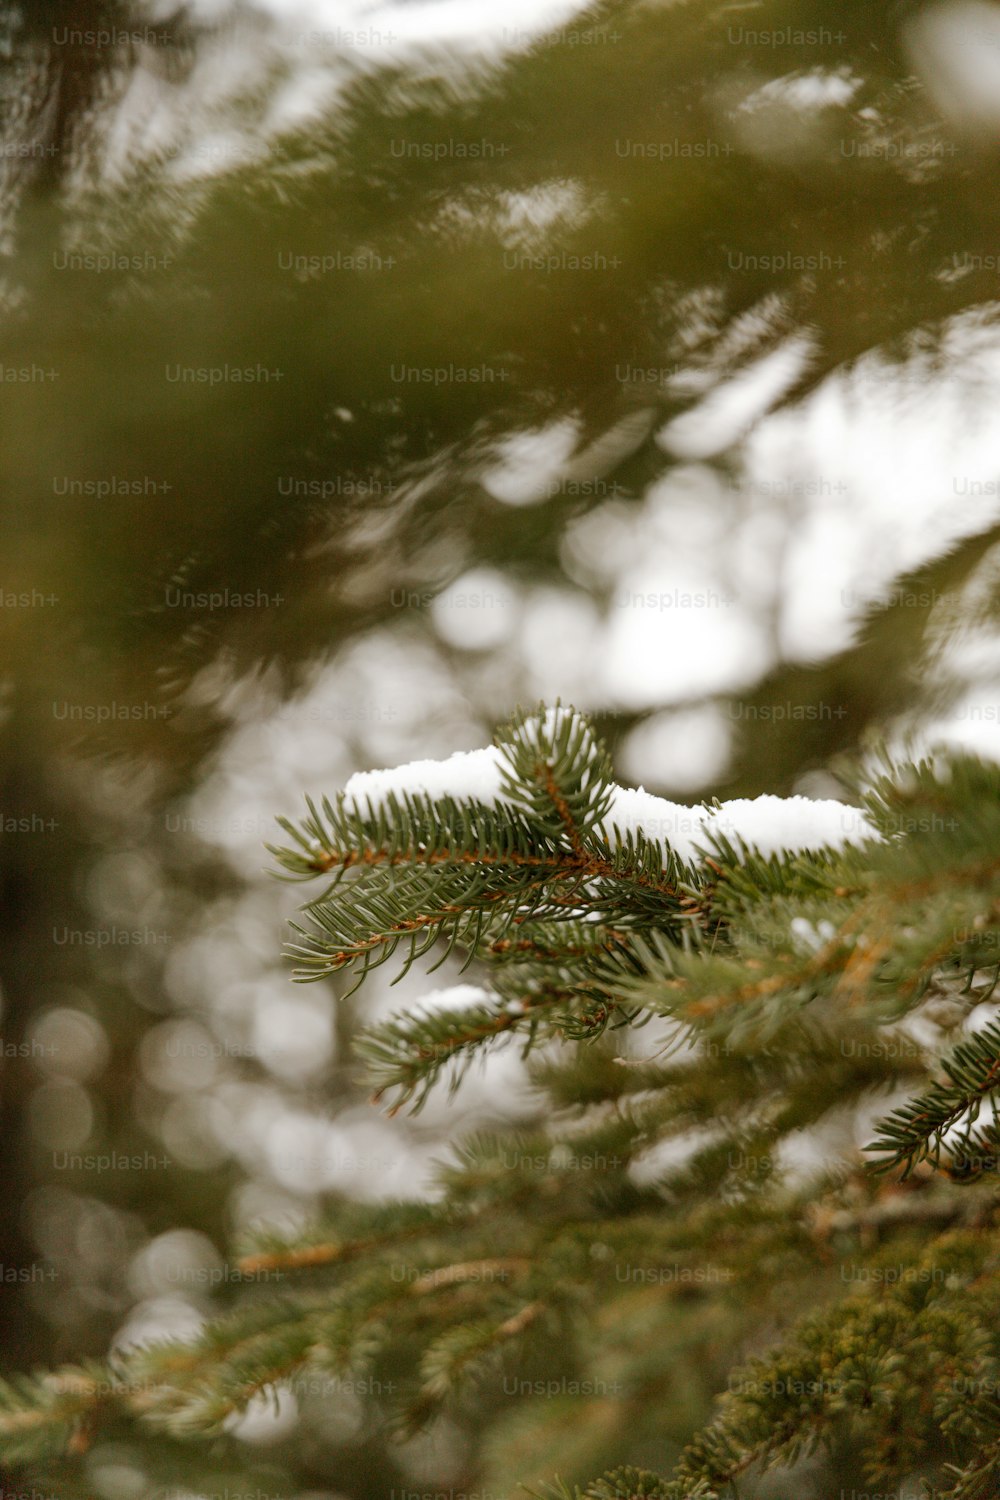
[[415, 983, 493, 1012], [343, 745, 508, 810], [596, 786, 707, 866], [705, 796, 878, 858], [597, 788, 877, 866]]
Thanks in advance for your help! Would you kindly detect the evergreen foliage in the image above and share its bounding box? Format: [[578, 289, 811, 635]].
[[5, 706, 1000, 1497]]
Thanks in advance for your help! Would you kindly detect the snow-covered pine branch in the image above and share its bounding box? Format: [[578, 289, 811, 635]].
[[264, 705, 916, 1117], [341, 712, 878, 867], [9, 711, 1000, 1495]]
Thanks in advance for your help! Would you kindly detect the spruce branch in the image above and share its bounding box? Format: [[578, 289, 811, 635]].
[[236, 1197, 458, 1274], [673, 1230, 999, 1493], [938, 1452, 1000, 1500], [493, 702, 616, 842], [865, 1019, 1000, 1179], [0, 1364, 119, 1467], [280, 813, 686, 986], [521, 1468, 718, 1499], [354, 983, 577, 1113], [12, 709, 1000, 1492], [270, 708, 703, 992], [406, 1299, 548, 1429]]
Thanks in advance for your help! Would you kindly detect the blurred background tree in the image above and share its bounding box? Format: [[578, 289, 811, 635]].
[[4, 0, 1000, 1495]]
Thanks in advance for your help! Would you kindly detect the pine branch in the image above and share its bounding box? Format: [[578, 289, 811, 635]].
[[11, 707, 1000, 1494], [939, 1445, 1000, 1500], [124, 1297, 321, 1433], [280, 812, 690, 986], [0, 1364, 117, 1467], [270, 788, 576, 881], [236, 1198, 458, 1273], [405, 1299, 547, 1429], [493, 702, 616, 843], [521, 1468, 717, 1500], [673, 1230, 1000, 1493], [271, 708, 704, 991], [865, 1020, 1000, 1179], [485, 920, 634, 966], [354, 984, 578, 1113]]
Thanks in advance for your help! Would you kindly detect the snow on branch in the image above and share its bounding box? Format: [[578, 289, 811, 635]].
[[342, 720, 878, 867], [344, 746, 508, 813]]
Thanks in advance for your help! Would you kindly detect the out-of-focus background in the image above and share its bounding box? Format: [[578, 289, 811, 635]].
[[6, 0, 1000, 1495]]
